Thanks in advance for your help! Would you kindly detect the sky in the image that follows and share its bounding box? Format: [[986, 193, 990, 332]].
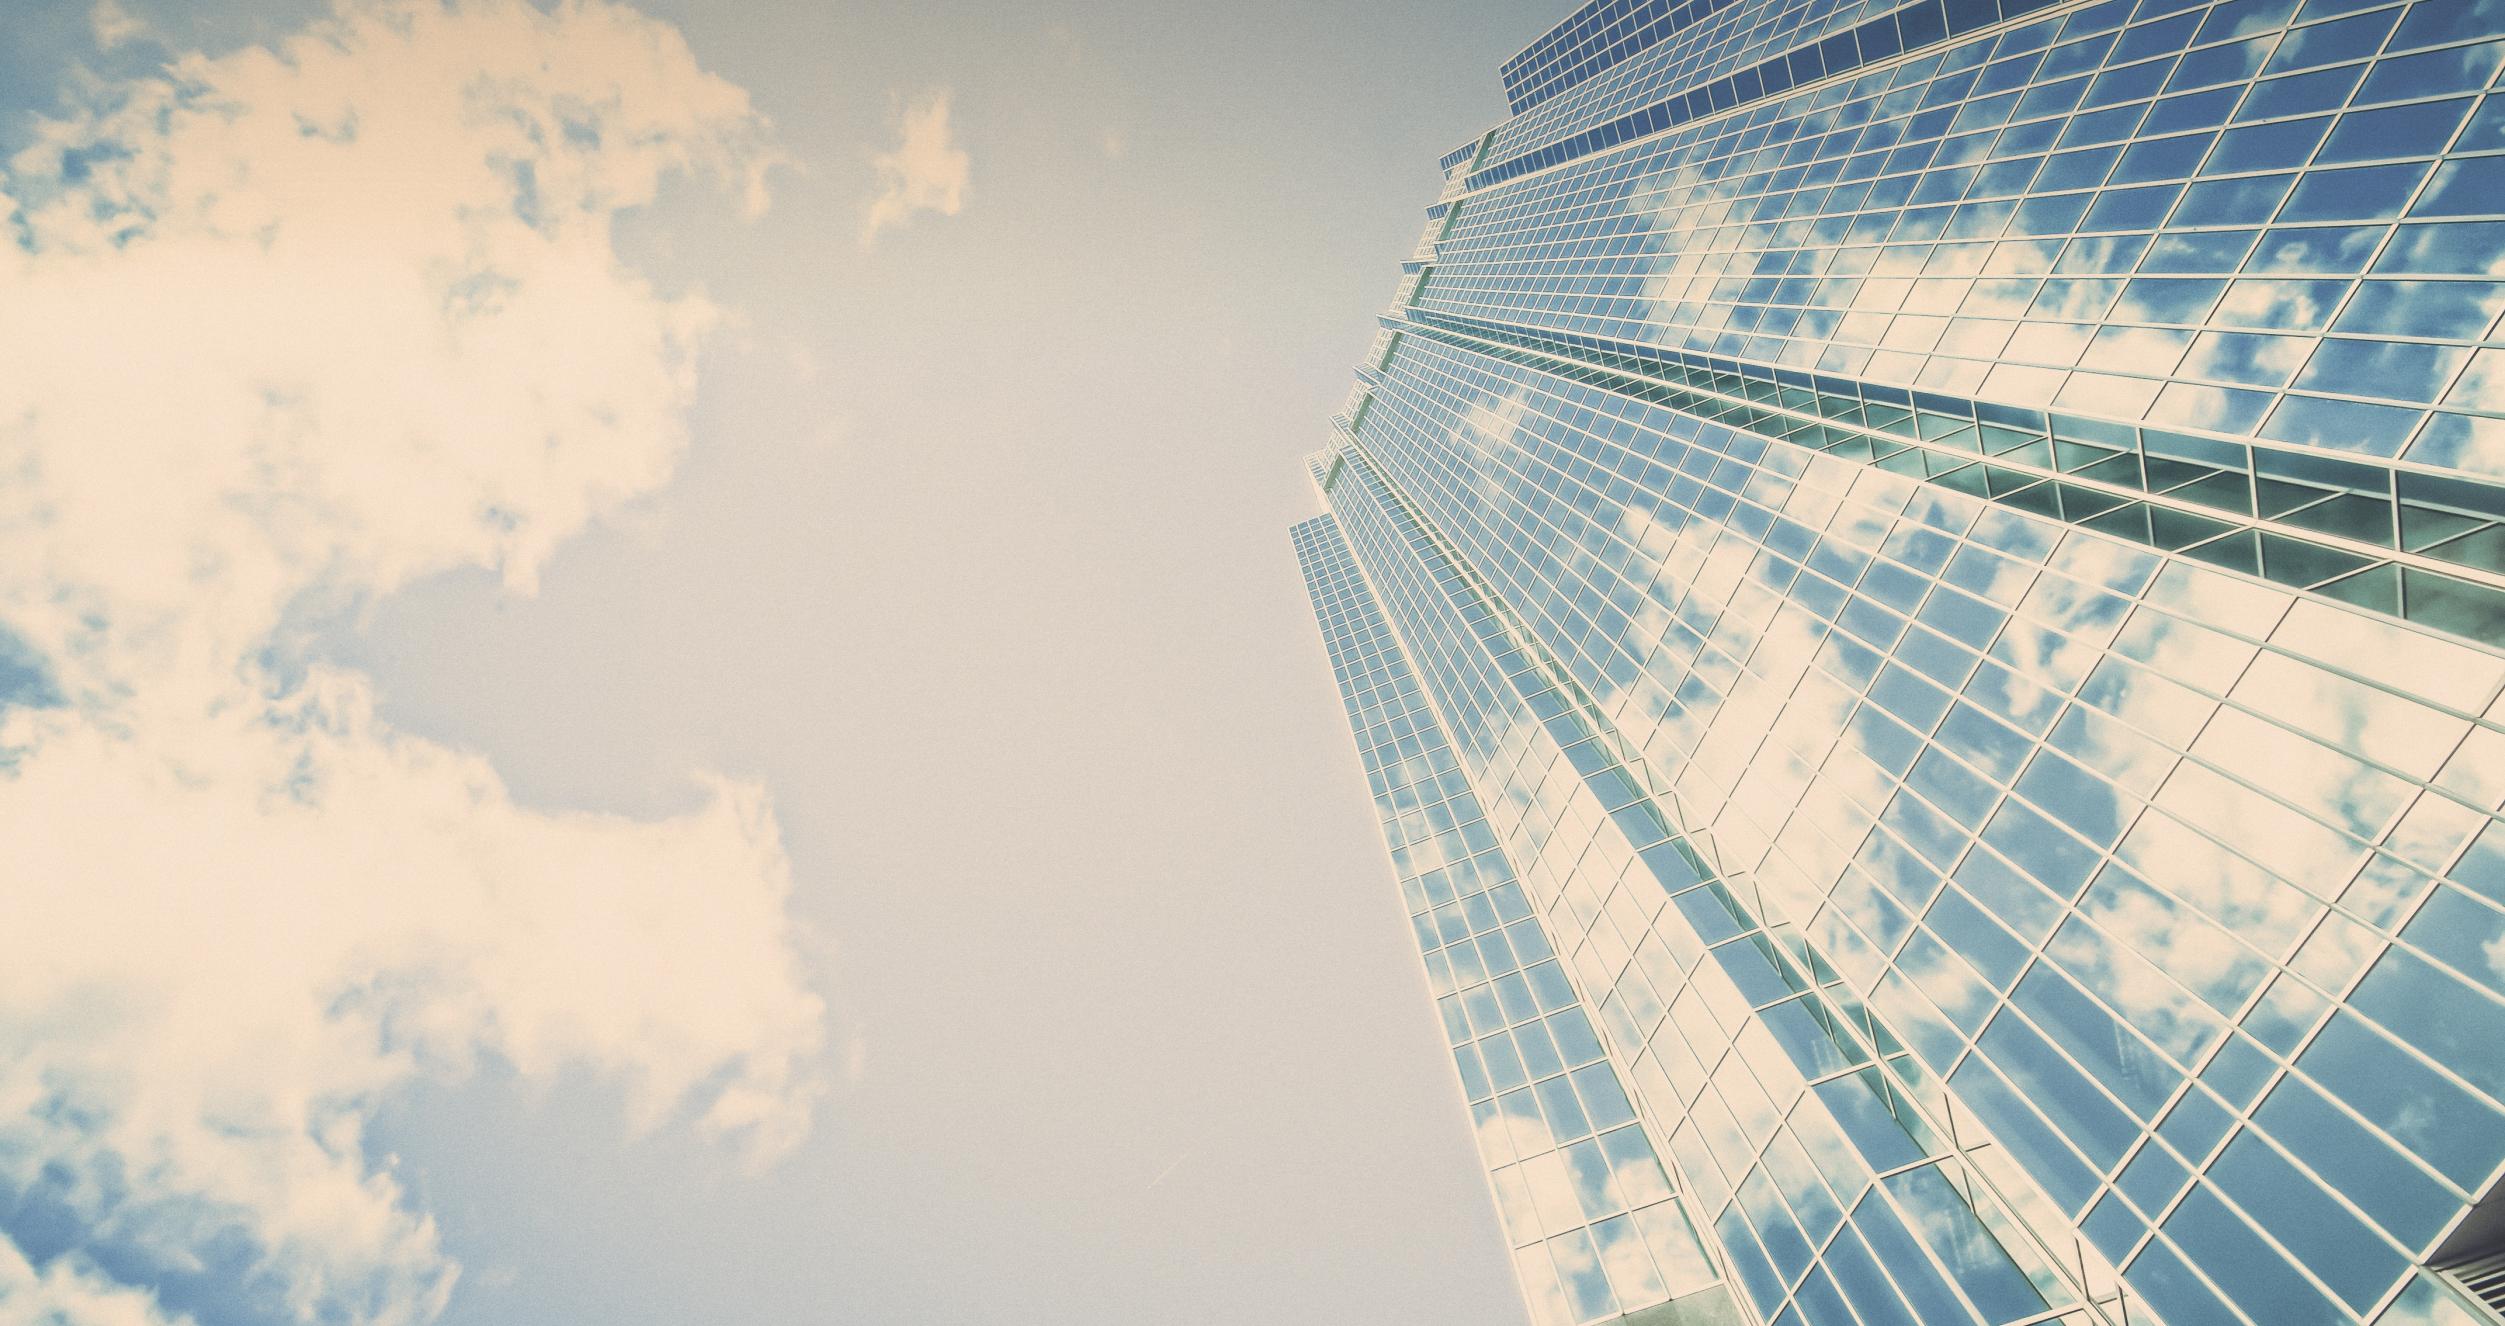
[[0, 1, 1568, 1323]]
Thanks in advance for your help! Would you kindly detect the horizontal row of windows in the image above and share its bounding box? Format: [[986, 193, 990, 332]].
[[1422, 0, 2505, 495], [1401, 313, 2505, 645]]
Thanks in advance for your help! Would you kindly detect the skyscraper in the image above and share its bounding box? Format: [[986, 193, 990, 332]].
[[1290, 2, 2505, 1324]]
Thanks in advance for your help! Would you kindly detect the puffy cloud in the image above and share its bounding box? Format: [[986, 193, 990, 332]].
[[860, 90, 968, 247], [0, 2, 824, 1323]]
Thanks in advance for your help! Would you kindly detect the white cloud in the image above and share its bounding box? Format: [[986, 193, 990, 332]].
[[88, 0, 149, 50], [0, 2, 823, 1323], [861, 90, 968, 248], [0, 1241, 186, 1326]]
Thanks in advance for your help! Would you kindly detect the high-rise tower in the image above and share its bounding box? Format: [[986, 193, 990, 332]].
[[1292, 2, 2505, 1324]]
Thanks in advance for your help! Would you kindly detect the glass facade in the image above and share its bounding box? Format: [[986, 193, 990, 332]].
[[1292, 1, 2505, 1324]]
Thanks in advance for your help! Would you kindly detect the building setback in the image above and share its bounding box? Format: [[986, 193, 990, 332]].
[[1291, 0, 2505, 1323]]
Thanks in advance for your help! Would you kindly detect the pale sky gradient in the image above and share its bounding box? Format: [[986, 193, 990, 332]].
[[0, 1, 1563, 1323]]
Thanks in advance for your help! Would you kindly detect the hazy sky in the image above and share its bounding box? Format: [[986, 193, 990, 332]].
[[0, 1, 1569, 1322]]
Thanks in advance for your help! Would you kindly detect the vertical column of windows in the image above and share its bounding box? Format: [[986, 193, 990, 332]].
[[1296, 517, 1732, 1326], [1326, 445, 2098, 1326]]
